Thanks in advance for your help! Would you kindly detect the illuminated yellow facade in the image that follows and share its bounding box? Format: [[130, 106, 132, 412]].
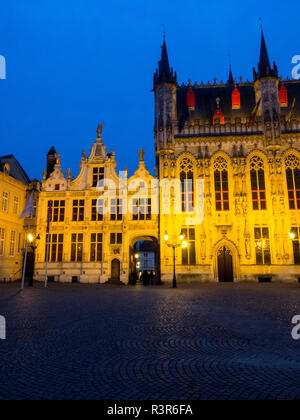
[[34, 32, 300, 284], [0, 156, 30, 282]]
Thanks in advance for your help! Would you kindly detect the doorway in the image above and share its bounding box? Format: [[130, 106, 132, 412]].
[[129, 238, 160, 285], [217, 246, 234, 283], [111, 259, 121, 283]]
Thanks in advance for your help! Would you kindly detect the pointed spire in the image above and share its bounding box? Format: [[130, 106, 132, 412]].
[[254, 30, 278, 80], [154, 34, 177, 86], [228, 63, 234, 85]]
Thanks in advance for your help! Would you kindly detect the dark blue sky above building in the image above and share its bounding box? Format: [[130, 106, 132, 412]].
[[0, 0, 299, 180]]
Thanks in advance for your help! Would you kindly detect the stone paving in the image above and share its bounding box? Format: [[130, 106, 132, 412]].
[[0, 282, 300, 400]]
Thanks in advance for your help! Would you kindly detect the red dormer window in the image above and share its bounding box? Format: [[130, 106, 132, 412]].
[[279, 85, 288, 107], [232, 87, 241, 109], [213, 109, 225, 125], [187, 88, 195, 111]]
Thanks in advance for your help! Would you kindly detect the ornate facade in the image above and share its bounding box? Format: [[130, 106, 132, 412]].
[[34, 31, 300, 284]]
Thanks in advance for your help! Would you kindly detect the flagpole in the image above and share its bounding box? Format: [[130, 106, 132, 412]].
[[45, 232, 50, 288], [44, 202, 52, 288], [21, 217, 31, 290]]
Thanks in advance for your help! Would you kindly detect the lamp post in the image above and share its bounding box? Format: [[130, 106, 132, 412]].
[[164, 231, 188, 288], [27, 234, 40, 287]]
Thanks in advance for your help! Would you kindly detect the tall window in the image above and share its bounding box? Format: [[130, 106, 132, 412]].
[[91, 199, 103, 221], [72, 200, 85, 222], [133, 198, 151, 220], [9, 230, 16, 257], [250, 156, 267, 210], [285, 154, 300, 210], [13, 196, 19, 215], [254, 227, 271, 265], [290, 227, 300, 264], [110, 233, 122, 245], [92, 167, 104, 187], [181, 228, 196, 265], [180, 158, 194, 212], [45, 234, 64, 262], [110, 199, 123, 221], [71, 233, 83, 262], [214, 157, 229, 211], [2, 192, 9, 213], [90, 233, 103, 262], [0, 228, 5, 256], [49, 200, 65, 222]]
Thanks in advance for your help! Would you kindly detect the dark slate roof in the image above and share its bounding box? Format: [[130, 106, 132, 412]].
[[177, 84, 256, 131], [280, 80, 300, 116], [0, 155, 30, 185]]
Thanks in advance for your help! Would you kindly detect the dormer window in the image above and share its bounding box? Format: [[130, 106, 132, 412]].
[[55, 184, 60, 191], [93, 167, 104, 187], [279, 85, 288, 107], [232, 87, 241, 109]]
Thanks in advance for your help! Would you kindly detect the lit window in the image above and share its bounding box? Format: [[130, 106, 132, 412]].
[[0, 227, 5, 256], [71, 233, 83, 262], [92, 167, 104, 187], [48, 200, 65, 222], [250, 156, 267, 210], [13, 196, 19, 215], [254, 227, 271, 265], [91, 199, 104, 221], [232, 87, 241, 109], [9, 230, 16, 257], [290, 227, 300, 264], [72, 200, 85, 222], [279, 85, 288, 107], [285, 154, 300, 210], [2, 192, 9, 213], [180, 158, 194, 213], [90, 233, 103, 262], [45, 234, 64, 262], [181, 228, 196, 265], [214, 157, 229, 211]]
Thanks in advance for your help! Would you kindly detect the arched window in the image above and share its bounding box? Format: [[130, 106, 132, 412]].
[[250, 156, 267, 210], [180, 157, 194, 212], [285, 154, 300, 210], [214, 156, 229, 211], [232, 87, 241, 109]]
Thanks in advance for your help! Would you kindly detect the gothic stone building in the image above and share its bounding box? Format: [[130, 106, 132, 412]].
[[35, 31, 300, 284]]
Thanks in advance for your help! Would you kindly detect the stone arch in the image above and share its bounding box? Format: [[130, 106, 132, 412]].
[[128, 235, 160, 285], [212, 239, 240, 282]]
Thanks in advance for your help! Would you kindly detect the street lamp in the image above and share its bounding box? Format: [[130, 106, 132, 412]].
[[27, 234, 40, 287], [164, 231, 187, 289], [290, 232, 295, 240]]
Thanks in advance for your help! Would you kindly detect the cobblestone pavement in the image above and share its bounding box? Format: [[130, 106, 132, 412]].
[[0, 282, 300, 400]]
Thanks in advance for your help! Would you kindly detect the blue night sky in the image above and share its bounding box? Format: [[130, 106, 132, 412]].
[[0, 0, 299, 180]]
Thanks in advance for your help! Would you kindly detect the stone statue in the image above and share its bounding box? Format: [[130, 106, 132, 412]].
[[97, 122, 103, 138], [139, 148, 145, 161]]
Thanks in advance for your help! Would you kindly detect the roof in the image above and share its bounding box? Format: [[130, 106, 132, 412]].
[[177, 83, 256, 131], [0, 155, 31, 185]]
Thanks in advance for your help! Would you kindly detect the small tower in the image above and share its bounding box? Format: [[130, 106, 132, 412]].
[[253, 30, 281, 148], [153, 34, 177, 161], [46, 147, 57, 179]]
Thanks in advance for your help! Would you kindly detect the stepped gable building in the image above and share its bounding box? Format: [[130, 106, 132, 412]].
[[35, 125, 158, 284], [0, 155, 39, 282], [35, 30, 300, 284]]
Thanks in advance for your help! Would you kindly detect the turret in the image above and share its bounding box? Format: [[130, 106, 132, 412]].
[[253, 30, 281, 148], [153, 35, 177, 156], [46, 147, 57, 179]]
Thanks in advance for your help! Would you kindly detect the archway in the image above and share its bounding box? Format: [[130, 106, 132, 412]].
[[129, 236, 160, 285], [217, 246, 234, 283]]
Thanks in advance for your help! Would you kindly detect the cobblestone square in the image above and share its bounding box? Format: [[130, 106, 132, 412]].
[[0, 282, 300, 400]]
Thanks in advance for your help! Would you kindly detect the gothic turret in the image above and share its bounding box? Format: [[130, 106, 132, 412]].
[[153, 36, 177, 86], [253, 30, 281, 147], [153, 36, 177, 158]]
